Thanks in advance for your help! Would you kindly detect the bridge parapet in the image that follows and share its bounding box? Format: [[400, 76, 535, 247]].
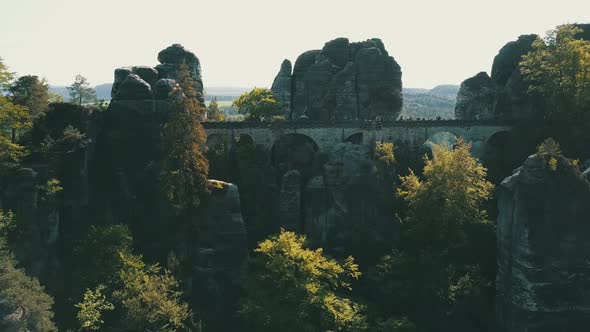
[[203, 120, 516, 157]]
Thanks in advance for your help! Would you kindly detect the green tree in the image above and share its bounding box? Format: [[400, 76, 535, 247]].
[[397, 139, 494, 251], [9, 75, 50, 118], [207, 97, 226, 121], [240, 230, 367, 332], [368, 140, 496, 331], [74, 224, 133, 288], [161, 62, 209, 213], [520, 24, 590, 119], [0, 210, 57, 331], [75, 285, 114, 331], [113, 252, 190, 332], [67, 75, 97, 106], [0, 58, 30, 168], [232, 87, 281, 121]]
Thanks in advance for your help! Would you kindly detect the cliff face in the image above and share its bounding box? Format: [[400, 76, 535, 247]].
[[271, 37, 403, 121], [496, 154, 590, 331]]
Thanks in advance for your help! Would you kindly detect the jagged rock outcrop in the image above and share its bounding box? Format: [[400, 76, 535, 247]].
[[496, 153, 590, 331], [156, 44, 204, 102], [271, 60, 292, 117], [110, 44, 205, 105], [491, 34, 539, 120], [455, 72, 496, 120], [113, 74, 153, 100], [272, 38, 403, 120], [192, 180, 248, 330], [154, 78, 178, 100], [456, 29, 590, 121]]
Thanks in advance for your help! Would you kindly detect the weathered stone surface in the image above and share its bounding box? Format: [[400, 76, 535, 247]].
[[111, 67, 132, 98], [192, 180, 248, 330], [156, 44, 203, 99], [455, 72, 496, 120], [271, 59, 292, 117], [355, 45, 402, 120], [278, 170, 301, 231], [283, 38, 402, 121], [292, 50, 321, 119], [305, 143, 380, 246], [322, 37, 350, 68], [304, 56, 333, 120], [491, 34, 538, 120], [324, 62, 358, 120], [496, 154, 590, 331], [491, 34, 538, 87], [113, 74, 153, 100], [132, 66, 159, 87], [154, 78, 178, 100]]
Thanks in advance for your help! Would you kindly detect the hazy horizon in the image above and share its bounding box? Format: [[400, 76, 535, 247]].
[[2, 0, 589, 89]]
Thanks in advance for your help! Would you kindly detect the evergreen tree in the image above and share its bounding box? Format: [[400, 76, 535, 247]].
[[67, 75, 96, 106], [160, 62, 209, 213], [207, 97, 226, 121]]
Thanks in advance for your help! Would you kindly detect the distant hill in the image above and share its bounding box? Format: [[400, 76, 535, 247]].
[[49, 84, 459, 120], [400, 84, 459, 119], [50, 84, 252, 102]]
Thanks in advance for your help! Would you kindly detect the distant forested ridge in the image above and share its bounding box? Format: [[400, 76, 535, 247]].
[[400, 84, 459, 119]]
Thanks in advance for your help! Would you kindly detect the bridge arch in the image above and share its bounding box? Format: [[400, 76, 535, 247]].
[[423, 131, 458, 153], [271, 133, 319, 181], [344, 132, 363, 145]]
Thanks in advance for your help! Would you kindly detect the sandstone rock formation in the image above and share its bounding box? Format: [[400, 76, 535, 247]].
[[271, 38, 403, 121], [278, 170, 301, 231], [305, 143, 381, 245], [496, 153, 590, 331], [271, 60, 292, 117], [455, 72, 496, 120], [113, 74, 153, 100], [455, 34, 539, 120], [192, 180, 248, 330], [456, 31, 590, 120], [110, 44, 205, 105]]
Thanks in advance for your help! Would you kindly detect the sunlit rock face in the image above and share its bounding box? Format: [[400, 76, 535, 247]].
[[271, 37, 403, 121], [496, 154, 590, 332]]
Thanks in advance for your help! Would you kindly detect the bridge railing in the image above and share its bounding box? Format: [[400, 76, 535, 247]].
[[202, 119, 518, 129]]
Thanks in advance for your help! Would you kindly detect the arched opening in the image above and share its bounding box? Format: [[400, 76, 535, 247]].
[[344, 133, 363, 145], [423, 131, 459, 155], [271, 133, 319, 181], [206, 134, 224, 152]]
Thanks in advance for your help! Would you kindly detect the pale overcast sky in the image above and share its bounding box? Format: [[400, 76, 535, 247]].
[[1, 0, 589, 89]]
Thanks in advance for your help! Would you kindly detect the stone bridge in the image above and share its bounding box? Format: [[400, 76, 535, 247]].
[[203, 120, 514, 158]]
